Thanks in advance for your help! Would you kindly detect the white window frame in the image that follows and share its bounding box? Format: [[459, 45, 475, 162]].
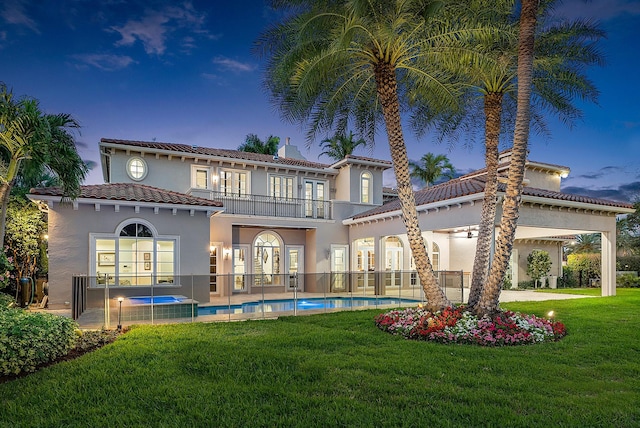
[[220, 168, 249, 197], [269, 174, 295, 199], [361, 171, 372, 204], [191, 165, 211, 190], [127, 157, 148, 181], [89, 218, 180, 287]]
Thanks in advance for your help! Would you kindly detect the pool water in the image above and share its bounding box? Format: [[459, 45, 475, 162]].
[[127, 295, 187, 305], [198, 296, 421, 315]]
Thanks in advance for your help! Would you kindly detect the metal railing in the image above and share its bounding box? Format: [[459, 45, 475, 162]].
[[70, 270, 463, 328], [208, 191, 332, 219]]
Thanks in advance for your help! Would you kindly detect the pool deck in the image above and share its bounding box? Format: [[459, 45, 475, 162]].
[[38, 289, 595, 329]]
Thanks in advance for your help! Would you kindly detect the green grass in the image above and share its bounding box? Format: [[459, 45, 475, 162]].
[[2, 290, 639, 427], [535, 287, 604, 296]]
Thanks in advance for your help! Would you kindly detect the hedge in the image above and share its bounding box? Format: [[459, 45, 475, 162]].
[[0, 308, 77, 376]]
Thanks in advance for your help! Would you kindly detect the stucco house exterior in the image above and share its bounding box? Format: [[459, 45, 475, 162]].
[[28, 138, 634, 310]]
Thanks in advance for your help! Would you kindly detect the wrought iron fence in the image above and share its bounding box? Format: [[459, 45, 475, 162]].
[[208, 191, 332, 219]]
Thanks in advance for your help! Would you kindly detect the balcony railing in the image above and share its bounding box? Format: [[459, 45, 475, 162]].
[[205, 191, 332, 219]]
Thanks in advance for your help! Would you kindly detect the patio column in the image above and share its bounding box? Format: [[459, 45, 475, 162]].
[[601, 229, 616, 297]]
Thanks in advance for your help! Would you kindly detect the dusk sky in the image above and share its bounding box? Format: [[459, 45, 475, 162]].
[[1, 0, 639, 202]]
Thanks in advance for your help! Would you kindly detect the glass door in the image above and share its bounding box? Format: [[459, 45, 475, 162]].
[[286, 246, 304, 291], [331, 245, 348, 292], [232, 246, 248, 292], [304, 180, 326, 219]]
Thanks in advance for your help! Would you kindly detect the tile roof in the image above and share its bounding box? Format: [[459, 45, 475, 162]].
[[29, 183, 223, 208], [352, 178, 633, 220], [101, 138, 334, 170], [343, 154, 393, 165]]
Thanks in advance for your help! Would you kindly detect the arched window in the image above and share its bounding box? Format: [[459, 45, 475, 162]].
[[361, 171, 372, 204], [254, 232, 282, 285], [92, 220, 177, 286]]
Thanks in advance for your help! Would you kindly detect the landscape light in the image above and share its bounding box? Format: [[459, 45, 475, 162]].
[[117, 297, 124, 330]]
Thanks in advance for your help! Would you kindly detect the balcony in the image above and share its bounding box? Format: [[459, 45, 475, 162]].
[[202, 191, 332, 219]]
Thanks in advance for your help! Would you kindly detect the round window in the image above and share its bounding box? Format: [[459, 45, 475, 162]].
[[127, 157, 147, 181]]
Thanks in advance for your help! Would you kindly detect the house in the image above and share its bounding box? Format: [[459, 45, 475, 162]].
[[28, 139, 634, 310]]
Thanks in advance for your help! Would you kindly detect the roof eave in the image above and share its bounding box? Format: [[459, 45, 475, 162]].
[[27, 194, 225, 215]]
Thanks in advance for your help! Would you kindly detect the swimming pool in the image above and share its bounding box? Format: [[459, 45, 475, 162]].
[[198, 296, 421, 315]]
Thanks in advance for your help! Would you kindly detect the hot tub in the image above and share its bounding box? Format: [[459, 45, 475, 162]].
[[120, 295, 198, 321]]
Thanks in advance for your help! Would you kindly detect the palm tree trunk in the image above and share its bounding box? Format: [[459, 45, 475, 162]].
[[467, 92, 504, 308], [374, 61, 450, 310], [0, 181, 13, 249], [477, 0, 539, 316]]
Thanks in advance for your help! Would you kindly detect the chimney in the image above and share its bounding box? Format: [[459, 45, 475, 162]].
[[277, 137, 306, 160]]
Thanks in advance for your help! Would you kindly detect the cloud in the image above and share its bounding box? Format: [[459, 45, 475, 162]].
[[109, 2, 208, 56], [551, 0, 640, 22], [570, 165, 624, 181], [1, 0, 39, 33], [72, 53, 136, 71], [212, 56, 255, 72], [562, 181, 640, 203]]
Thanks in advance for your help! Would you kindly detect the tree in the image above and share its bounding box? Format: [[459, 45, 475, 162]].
[[238, 134, 280, 155], [0, 84, 88, 248], [260, 0, 500, 309], [617, 201, 640, 256], [526, 249, 552, 287], [567, 233, 601, 254], [430, 5, 605, 309], [4, 196, 47, 297], [319, 131, 366, 161], [476, 0, 540, 316], [409, 153, 455, 188]]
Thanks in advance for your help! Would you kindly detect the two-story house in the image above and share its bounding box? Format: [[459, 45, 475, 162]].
[[29, 139, 634, 310]]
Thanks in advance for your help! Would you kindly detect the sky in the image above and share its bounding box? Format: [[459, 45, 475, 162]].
[[1, 0, 639, 203]]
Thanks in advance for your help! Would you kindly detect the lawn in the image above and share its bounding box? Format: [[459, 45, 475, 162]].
[[1, 290, 639, 427]]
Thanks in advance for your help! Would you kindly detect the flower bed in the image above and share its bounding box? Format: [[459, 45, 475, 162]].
[[375, 305, 566, 346]]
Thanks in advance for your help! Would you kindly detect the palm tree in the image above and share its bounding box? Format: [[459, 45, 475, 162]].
[[260, 0, 500, 309], [238, 134, 280, 155], [460, 8, 604, 309], [475, 0, 540, 316], [0, 84, 88, 248], [319, 131, 366, 161], [568, 234, 601, 254], [409, 153, 455, 188]]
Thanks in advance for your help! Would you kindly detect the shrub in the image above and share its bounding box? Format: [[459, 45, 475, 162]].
[[617, 274, 640, 288], [560, 266, 578, 288], [0, 292, 16, 310], [0, 251, 15, 291], [74, 329, 121, 352], [517, 280, 536, 289], [0, 309, 77, 376], [567, 253, 601, 285], [617, 255, 640, 273]]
